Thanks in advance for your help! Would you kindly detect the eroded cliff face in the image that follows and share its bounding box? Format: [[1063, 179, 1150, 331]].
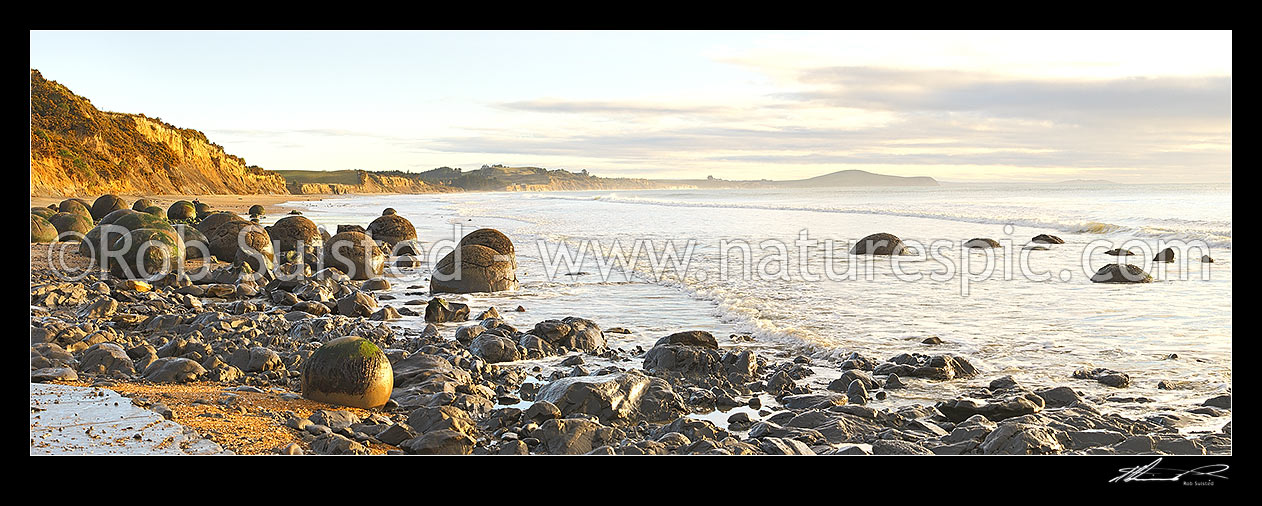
[[286, 171, 462, 195], [30, 69, 289, 197]]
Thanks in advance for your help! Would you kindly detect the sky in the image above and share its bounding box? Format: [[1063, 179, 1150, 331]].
[[29, 30, 1232, 183]]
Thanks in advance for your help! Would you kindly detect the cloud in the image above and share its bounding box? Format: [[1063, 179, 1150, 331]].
[[498, 99, 728, 117], [785, 66, 1232, 121]]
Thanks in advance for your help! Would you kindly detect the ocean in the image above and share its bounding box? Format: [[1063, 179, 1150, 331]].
[[276, 182, 1232, 432]]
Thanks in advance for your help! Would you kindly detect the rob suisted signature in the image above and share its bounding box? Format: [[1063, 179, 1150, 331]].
[[1110, 458, 1229, 484]]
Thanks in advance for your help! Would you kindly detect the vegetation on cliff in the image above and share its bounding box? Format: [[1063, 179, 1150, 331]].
[[29, 69, 288, 197]]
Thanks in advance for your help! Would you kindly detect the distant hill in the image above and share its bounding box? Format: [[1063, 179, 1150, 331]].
[[29, 69, 288, 197], [781, 169, 938, 187], [667, 169, 938, 189], [277, 165, 678, 194]]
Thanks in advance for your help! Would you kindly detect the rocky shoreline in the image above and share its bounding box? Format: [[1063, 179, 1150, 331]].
[[30, 251, 1231, 455]]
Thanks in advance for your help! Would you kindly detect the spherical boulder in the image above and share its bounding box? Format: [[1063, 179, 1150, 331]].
[[850, 233, 910, 255], [58, 199, 93, 224], [142, 206, 164, 216], [31, 214, 58, 243], [90, 194, 128, 221], [194, 202, 213, 220], [48, 212, 93, 238], [176, 224, 210, 260], [323, 231, 385, 280], [269, 215, 323, 253], [382, 208, 397, 216], [195, 211, 242, 235], [1031, 234, 1065, 244], [963, 238, 1001, 249], [430, 244, 519, 294], [301, 336, 394, 409], [366, 214, 417, 249], [248, 204, 265, 216], [31, 207, 57, 220], [108, 227, 186, 279], [131, 198, 155, 212], [79, 209, 144, 261], [459, 228, 517, 269], [1090, 264, 1153, 283], [168, 200, 197, 221]]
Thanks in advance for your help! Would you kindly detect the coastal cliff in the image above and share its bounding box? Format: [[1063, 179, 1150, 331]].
[[29, 69, 289, 197]]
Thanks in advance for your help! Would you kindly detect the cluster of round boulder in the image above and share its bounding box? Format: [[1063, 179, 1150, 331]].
[[847, 232, 1214, 284]]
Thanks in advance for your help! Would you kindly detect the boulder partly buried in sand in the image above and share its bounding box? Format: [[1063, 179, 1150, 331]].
[[850, 233, 910, 255], [430, 243, 519, 294], [1090, 264, 1153, 283], [31, 214, 58, 243], [301, 336, 394, 409], [108, 228, 186, 279], [366, 214, 417, 250], [48, 212, 93, 238], [167, 200, 197, 221], [90, 194, 128, 221], [269, 215, 323, 254], [323, 231, 385, 280], [1031, 234, 1065, 244], [963, 238, 1000, 249], [459, 228, 518, 269]]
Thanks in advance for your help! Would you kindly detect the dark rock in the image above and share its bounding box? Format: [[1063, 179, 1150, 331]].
[[1090, 264, 1152, 283], [424, 298, 470, 323]]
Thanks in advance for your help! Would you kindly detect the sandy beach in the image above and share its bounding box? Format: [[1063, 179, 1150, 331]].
[[31, 193, 330, 218]]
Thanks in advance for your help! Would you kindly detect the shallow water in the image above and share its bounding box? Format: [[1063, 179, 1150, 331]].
[[278, 183, 1231, 433]]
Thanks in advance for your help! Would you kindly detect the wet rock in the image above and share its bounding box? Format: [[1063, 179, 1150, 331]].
[[424, 298, 470, 323], [1090, 264, 1152, 283], [533, 418, 618, 455], [336, 291, 378, 317], [430, 243, 519, 294], [936, 393, 1044, 422], [1034, 386, 1083, 408], [311, 433, 370, 455], [31, 367, 78, 382], [469, 334, 521, 363], [1031, 234, 1065, 244], [1072, 367, 1131, 388], [963, 238, 1000, 249], [535, 370, 684, 423], [978, 421, 1067, 455], [142, 357, 206, 383], [845, 380, 869, 405], [302, 336, 394, 409], [323, 231, 385, 280], [407, 405, 475, 435], [78, 343, 135, 377], [759, 437, 815, 455], [850, 232, 910, 255], [654, 330, 719, 349], [1153, 248, 1176, 262], [1202, 394, 1231, 409], [871, 439, 934, 455], [528, 317, 607, 353]]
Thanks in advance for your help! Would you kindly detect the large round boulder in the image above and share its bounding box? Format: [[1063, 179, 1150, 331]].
[[48, 212, 93, 238], [78, 209, 144, 261], [31, 207, 57, 220], [31, 214, 58, 243], [850, 233, 910, 255], [131, 198, 155, 212], [194, 211, 242, 236], [194, 202, 213, 220], [108, 227, 186, 279], [301, 336, 394, 409], [459, 228, 517, 269], [176, 224, 210, 260], [90, 194, 128, 221], [1031, 234, 1065, 244], [323, 231, 385, 280], [963, 238, 1000, 249], [167, 200, 196, 221], [59, 199, 93, 223], [1090, 264, 1153, 283], [430, 244, 519, 294], [269, 215, 323, 253], [248, 204, 265, 216], [366, 214, 417, 249]]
